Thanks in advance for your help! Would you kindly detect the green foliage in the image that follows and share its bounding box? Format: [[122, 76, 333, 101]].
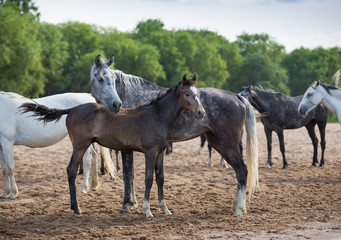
[[0, 5, 44, 97], [232, 33, 289, 94], [0, 7, 340, 100], [283, 47, 341, 96], [0, 0, 39, 17], [38, 23, 69, 95]]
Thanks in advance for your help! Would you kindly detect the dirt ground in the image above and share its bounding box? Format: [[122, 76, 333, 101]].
[[0, 122, 340, 239]]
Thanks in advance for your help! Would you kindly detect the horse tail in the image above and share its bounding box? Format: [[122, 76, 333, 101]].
[[100, 146, 118, 180], [20, 103, 71, 124], [238, 95, 259, 200]]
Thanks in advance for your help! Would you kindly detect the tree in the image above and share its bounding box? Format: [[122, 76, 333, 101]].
[[234, 33, 289, 94], [0, 5, 44, 97], [0, 0, 39, 17], [283, 47, 341, 95], [59, 21, 99, 92], [98, 28, 165, 83], [38, 23, 69, 95], [134, 19, 186, 87]]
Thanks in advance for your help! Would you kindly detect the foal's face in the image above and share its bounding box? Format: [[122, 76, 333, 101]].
[[179, 75, 206, 120], [298, 81, 323, 117], [90, 55, 122, 113]]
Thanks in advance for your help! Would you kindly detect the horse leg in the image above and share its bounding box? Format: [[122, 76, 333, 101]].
[[89, 145, 99, 191], [115, 150, 120, 173], [79, 147, 92, 193], [78, 162, 84, 175], [0, 142, 10, 198], [142, 151, 157, 218], [206, 134, 247, 216], [198, 135, 206, 154], [119, 151, 136, 214], [165, 143, 173, 155], [155, 150, 172, 216], [205, 143, 210, 167], [0, 138, 18, 199], [264, 127, 273, 168], [305, 122, 319, 166], [67, 147, 88, 214], [317, 122, 326, 167], [276, 129, 287, 169]]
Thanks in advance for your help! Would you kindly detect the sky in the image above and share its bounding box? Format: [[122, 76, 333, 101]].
[[34, 0, 341, 52]]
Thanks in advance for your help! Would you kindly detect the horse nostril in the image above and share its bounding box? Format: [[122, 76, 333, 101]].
[[113, 102, 122, 112]]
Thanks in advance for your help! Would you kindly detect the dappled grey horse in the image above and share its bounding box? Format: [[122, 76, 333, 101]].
[[239, 86, 328, 168], [90, 55, 259, 216]]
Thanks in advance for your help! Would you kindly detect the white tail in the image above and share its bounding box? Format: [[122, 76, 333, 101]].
[[100, 146, 118, 180], [331, 69, 340, 86], [239, 96, 259, 200]]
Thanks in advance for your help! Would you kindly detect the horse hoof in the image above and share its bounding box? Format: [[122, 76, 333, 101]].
[[7, 193, 16, 199], [164, 209, 172, 216], [266, 163, 271, 168], [0, 192, 8, 198], [144, 211, 154, 218], [118, 209, 131, 214], [79, 188, 88, 194], [119, 203, 131, 214]]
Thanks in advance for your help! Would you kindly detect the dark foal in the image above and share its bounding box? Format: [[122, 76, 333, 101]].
[[21, 75, 205, 218], [240, 86, 328, 168]]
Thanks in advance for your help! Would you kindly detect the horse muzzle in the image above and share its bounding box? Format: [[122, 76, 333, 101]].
[[298, 107, 306, 117], [195, 109, 206, 120]]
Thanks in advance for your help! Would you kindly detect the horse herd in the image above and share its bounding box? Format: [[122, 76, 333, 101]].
[[1, 55, 340, 218]]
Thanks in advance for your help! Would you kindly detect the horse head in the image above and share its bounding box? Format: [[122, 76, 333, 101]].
[[178, 74, 205, 120], [298, 81, 323, 117], [90, 55, 122, 113]]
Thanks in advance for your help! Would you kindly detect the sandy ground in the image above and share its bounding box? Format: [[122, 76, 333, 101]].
[[0, 122, 340, 239]]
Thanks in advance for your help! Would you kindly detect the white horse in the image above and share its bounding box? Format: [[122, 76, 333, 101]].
[[0, 91, 115, 199], [298, 70, 341, 124]]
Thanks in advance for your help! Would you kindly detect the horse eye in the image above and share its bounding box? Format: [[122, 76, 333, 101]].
[[307, 93, 312, 97], [185, 92, 190, 97], [99, 77, 104, 82]]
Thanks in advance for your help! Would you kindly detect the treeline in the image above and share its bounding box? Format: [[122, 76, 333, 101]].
[[0, 1, 340, 99]]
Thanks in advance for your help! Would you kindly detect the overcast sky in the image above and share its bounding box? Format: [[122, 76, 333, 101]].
[[34, 0, 341, 52]]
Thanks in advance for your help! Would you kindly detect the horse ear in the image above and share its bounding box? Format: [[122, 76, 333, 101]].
[[182, 74, 187, 82], [106, 55, 115, 67], [316, 80, 320, 87], [95, 55, 101, 67], [193, 74, 197, 81]]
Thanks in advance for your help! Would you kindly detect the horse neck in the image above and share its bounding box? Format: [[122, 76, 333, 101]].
[[113, 70, 165, 107], [318, 86, 341, 115], [154, 88, 184, 126], [250, 89, 272, 113]]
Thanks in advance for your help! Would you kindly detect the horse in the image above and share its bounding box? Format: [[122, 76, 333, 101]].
[[89, 55, 259, 216], [21, 74, 206, 217], [0, 91, 115, 199], [198, 135, 227, 168], [299, 70, 341, 124], [239, 86, 328, 168]]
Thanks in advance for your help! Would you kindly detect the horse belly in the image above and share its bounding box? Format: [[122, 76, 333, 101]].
[[15, 117, 67, 148]]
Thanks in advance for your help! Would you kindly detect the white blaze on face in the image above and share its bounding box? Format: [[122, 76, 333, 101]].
[[190, 86, 200, 103]]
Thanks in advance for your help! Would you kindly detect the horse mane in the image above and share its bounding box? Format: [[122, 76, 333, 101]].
[[319, 81, 340, 95], [112, 69, 160, 91], [250, 85, 278, 94], [144, 82, 180, 106]]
